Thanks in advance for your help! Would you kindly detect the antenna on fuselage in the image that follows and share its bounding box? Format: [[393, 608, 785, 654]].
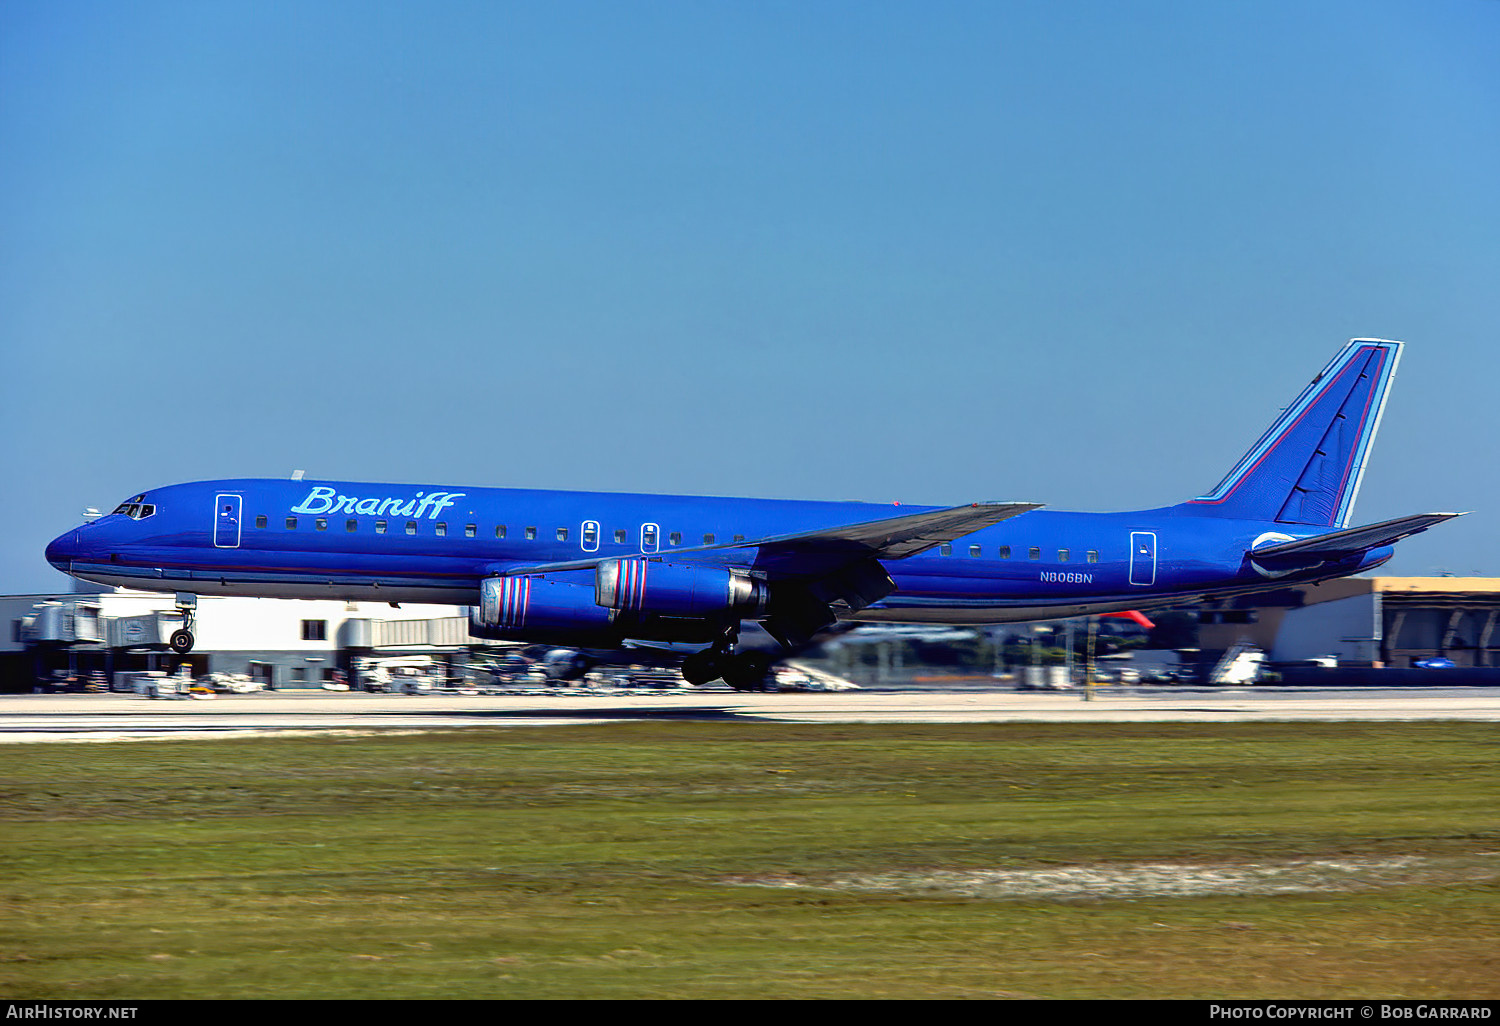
[[291, 469, 305, 481]]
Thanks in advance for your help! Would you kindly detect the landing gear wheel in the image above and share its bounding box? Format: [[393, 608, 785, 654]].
[[681, 651, 724, 687], [722, 651, 773, 692], [683, 626, 744, 688], [172, 594, 198, 656]]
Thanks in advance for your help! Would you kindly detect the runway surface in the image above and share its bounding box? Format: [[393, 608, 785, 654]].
[[3, 686, 1499, 741]]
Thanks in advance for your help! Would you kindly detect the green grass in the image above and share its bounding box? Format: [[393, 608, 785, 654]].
[[1, 722, 1497, 998]]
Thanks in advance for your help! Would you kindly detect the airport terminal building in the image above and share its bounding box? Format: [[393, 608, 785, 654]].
[[1195, 576, 1500, 682], [0, 584, 485, 692]]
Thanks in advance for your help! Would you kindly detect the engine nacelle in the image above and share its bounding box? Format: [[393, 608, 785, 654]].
[[595, 559, 767, 618], [472, 575, 615, 634]]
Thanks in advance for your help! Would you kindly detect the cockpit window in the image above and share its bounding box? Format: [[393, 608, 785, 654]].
[[110, 499, 156, 520]]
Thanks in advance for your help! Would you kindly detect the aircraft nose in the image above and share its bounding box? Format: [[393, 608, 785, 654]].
[[45, 529, 80, 572]]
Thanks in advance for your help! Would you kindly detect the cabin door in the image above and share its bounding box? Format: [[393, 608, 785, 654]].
[[214, 493, 242, 549], [1129, 532, 1156, 586]]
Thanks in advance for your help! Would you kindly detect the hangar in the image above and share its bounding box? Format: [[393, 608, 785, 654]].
[[1195, 577, 1500, 677]]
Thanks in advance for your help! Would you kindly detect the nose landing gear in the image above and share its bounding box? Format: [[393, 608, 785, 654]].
[[169, 593, 197, 654]]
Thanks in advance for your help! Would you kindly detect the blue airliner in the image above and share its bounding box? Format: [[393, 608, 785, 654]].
[[45, 339, 1461, 689]]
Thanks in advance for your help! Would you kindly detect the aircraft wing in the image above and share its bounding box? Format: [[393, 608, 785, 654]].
[[484, 501, 1041, 647], [1249, 511, 1466, 570], [738, 502, 1041, 645], [487, 501, 1042, 578], [736, 501, 1042, 560]]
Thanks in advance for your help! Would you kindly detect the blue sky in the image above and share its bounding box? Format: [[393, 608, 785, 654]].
[[3, 0, 1497, 592]]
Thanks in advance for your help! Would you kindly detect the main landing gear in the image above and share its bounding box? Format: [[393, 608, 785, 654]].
[[681, 628, 775, 691], [169, 593, 197, 654]]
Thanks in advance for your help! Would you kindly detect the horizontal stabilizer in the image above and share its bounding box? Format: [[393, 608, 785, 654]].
[[1249, 512, 1466, 570]]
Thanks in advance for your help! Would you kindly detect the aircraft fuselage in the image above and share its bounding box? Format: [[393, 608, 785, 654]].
[[47, 477, 1388, 628]]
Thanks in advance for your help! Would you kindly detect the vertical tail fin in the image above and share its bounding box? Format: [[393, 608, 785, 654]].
[[1182, 339, 1401, 527]]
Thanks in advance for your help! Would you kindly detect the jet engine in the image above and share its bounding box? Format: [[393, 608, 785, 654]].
[[595, 559, 768, 618], [470, 574, 615, 637]]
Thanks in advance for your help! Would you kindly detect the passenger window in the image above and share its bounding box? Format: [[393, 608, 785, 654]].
[[970, 545, 981, 557], [256, 515, 268, 529], [376, 520, 387, 534], [940, 543, 952, 556], [1028, 547, 1040, 560], [642, 524, 659, 551], [525, 527, 537, 540], [436, 522, 447, 537], [1058, 548, 1069, 562], [316, 518, 328, 531], [998, 546, 1010, 559], [405, 521, 417, 535], [733, 534, 744, 542], [669, 532, 681, 546], [495, 525, 507, 539], [703, 534, 715, 545], [614, 529, 627, 544], [583, 522, 600, 550], [1087, 550, 1099, 563], [286, 517, 297, 530], [556, 527, 568, 542], [347, 519, 357, 532], [465, 524, 477, 538]]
